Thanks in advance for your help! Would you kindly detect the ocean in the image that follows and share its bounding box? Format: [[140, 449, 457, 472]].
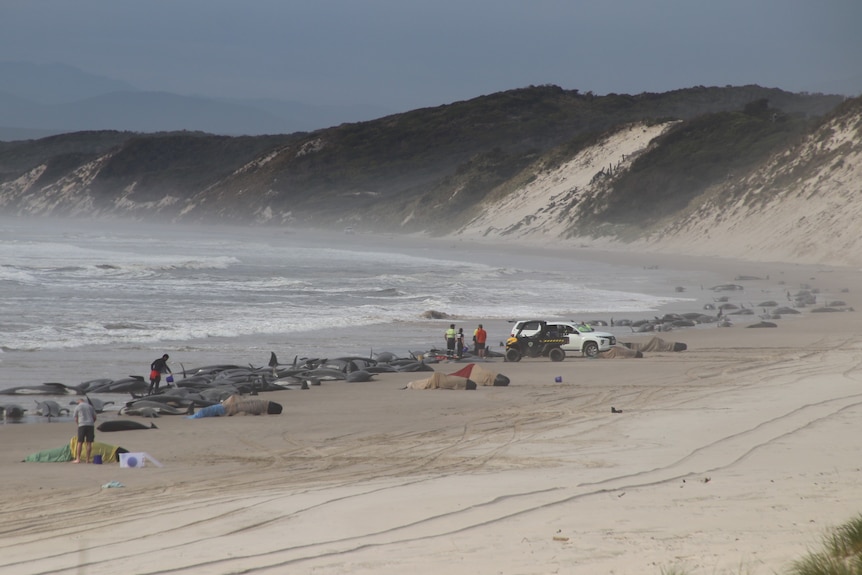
[[1, 216, 725, 422]]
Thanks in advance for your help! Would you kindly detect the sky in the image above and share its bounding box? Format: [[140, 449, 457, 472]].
[[2, 0, 861, 114]]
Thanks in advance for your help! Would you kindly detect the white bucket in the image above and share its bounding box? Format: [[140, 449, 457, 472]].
[[119, 452, 163, 468]]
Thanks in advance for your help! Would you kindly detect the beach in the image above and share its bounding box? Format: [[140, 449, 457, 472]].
[[2, 244, 862, 575]]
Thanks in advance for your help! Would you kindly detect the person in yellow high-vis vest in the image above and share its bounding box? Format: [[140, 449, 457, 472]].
[[445, 324, 456, 358]]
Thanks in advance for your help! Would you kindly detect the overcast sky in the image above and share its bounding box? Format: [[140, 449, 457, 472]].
[[3, 0, 861, 114]]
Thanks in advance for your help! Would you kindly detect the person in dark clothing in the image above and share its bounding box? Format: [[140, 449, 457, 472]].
[[72, 397, 97, 464], [456, 328, 465, 359], [149, 354, 172, 395]]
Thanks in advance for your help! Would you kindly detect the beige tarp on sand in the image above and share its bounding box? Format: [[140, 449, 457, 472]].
[[449, 363, 500, 386], [222, 394, 279, 415], [407, 363, 511, 390], [598, 345, 643, 358], [407, 372, 472, 390], [621, 337, 687, 352]]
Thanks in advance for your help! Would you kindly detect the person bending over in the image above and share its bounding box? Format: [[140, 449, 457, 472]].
[[149, 353, 172, 395]]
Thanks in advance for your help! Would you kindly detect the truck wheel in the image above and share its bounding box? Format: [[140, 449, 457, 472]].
[[505, 348, 522, 362], [549, 347, 565, 362], [582, 342, 599, 358]]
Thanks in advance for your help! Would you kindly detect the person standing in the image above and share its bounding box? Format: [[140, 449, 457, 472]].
[[474, 324, 488, 359], [445, 324, 456, 358], [72, 397, 97, 464], [149, 353, 172, 395], [456, 328, 465, 359]]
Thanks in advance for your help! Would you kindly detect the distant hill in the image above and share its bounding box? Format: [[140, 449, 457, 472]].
[[0, 61, 137, 104], [0, 61, 393, 139], [2, 83, 859, 265]]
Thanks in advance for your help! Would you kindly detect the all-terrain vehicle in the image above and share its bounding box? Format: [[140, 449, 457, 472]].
[[505, 320, 568, 362]]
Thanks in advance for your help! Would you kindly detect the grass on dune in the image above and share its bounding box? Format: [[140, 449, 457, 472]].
[[660, 514, 862, 575], [789, 515, 862, 575]]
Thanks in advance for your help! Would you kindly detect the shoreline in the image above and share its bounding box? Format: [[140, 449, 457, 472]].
[[1, 233, 854, 404], [4, 237, 862, 574]]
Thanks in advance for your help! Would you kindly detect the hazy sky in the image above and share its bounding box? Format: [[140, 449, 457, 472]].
[[3, 0, 861, 113]]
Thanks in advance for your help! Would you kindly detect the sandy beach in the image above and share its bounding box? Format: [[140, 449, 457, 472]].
[[3, 246, 862, 575]]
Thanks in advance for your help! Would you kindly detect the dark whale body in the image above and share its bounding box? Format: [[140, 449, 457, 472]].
[[97, 420, 158, 432]]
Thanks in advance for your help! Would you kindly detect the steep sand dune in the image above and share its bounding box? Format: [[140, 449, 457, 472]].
[[456, 109, 862, 268]]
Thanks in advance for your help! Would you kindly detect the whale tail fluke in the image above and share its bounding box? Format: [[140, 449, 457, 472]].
[[68, 382, 87, 394]]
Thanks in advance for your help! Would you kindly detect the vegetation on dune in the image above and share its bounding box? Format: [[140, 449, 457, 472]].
[[660, 514, 862, 575], [0, 84, 847, 231], [395, 146, 538, 233], [93, 132, 296, 201], [789, 515, 862, 575], [586, 98, 820, 226], [0, 130, 134, 180]]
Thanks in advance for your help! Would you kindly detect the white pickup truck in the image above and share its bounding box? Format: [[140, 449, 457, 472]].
[[509, 320, 616, 358]]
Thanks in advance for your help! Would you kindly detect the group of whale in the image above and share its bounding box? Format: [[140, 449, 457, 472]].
[[5, 286, 839, 424], [1, 350, 443, 424]]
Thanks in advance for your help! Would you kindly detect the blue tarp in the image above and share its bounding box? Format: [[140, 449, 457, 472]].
[[186, 404, 226, 419]]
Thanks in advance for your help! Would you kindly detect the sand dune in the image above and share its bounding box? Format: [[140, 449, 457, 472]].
[[455, 108, 862, 269]]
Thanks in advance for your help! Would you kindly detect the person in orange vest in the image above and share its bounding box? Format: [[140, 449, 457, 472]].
[[474, 324, 488, 359]]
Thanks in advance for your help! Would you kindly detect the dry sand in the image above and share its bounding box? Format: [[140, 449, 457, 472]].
[[3, 250, 862, 575]]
